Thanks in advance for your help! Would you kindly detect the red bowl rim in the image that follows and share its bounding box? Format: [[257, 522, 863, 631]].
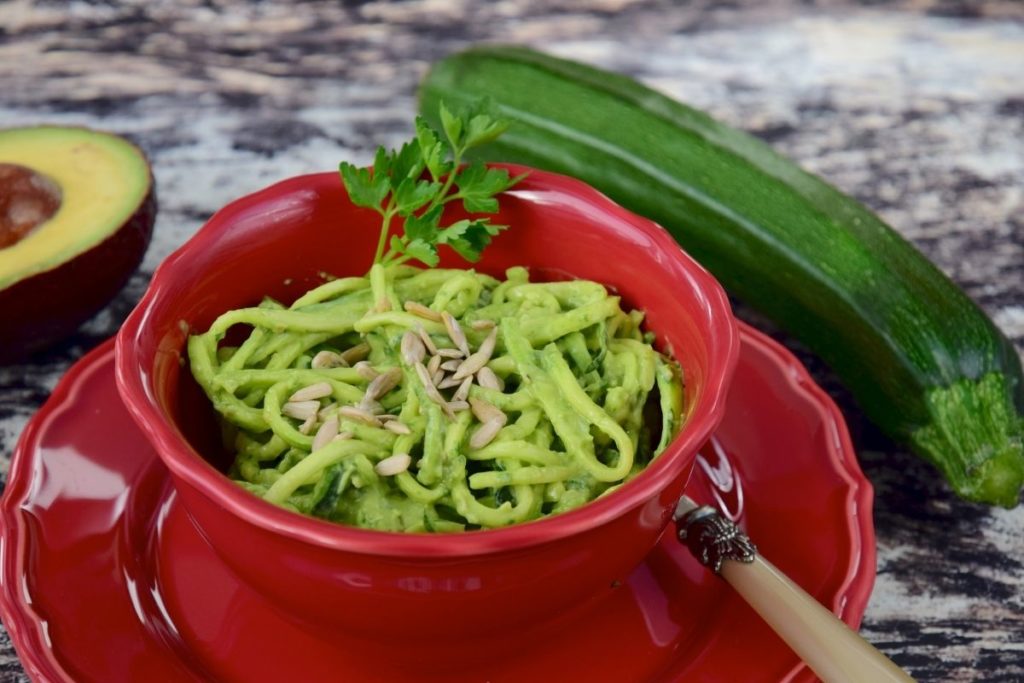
[[114, 164, 740, 559]]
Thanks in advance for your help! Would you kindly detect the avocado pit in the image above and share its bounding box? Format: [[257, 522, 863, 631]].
[[0, 163, 62, 249]]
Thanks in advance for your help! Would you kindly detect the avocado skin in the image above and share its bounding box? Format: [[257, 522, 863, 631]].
[[0, 185, 155, 362]]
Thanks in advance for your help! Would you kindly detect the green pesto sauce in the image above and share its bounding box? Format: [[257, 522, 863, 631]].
[[189, 264, 684, 532]]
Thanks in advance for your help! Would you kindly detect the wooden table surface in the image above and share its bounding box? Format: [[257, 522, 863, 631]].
[[1, 1, 1022, 680]]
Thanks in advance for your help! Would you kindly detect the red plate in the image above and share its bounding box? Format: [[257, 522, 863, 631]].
[[0, 323, 874, 682]]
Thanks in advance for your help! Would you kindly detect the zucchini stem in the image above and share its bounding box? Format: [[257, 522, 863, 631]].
[[911, 372, 1024, 507]]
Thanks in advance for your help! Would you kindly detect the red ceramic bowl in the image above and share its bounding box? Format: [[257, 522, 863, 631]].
[[115, 165, 739, 653]]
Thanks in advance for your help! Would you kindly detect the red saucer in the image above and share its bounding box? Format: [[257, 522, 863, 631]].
[[0, 322, 874, 683]]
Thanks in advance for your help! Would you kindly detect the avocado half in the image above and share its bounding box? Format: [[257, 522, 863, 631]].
[[0, 126, 156, 361]]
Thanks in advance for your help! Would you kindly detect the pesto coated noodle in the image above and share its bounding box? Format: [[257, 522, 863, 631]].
[[188, 263, 684, 531]]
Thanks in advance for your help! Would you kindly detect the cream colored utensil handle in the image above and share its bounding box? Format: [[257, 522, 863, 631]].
[[675, 496, 915, 683]]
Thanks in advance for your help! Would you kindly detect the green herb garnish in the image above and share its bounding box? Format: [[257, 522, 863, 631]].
[[339, 102, 523, 268]]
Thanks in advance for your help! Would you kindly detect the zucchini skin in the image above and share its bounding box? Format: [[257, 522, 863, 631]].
[[420, 46, 1024, 506]]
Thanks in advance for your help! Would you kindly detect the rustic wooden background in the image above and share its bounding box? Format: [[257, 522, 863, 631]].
[[1, 0, 1022, 680]]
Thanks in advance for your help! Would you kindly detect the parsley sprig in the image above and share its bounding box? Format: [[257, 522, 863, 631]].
[[339, 102, 524, 268]]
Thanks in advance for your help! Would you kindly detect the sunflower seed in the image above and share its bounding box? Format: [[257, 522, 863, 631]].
[[415, 361, 452, 417], [437, 375, 462, 390], [340, 343, 371, 365], [312, 416, 339, 451], [439, 359, 461, 372], [481, 326, 498, 354], [375, 453, 412, 476], [432, 370, 445, 386], [476, 366, 504, 391], [447, 400, 470, 412], [311, 350, 347, 369], [289, 381, 333, 402], [442, 312, 470, 356], [452, 355, 488, 381], [470, 319, 495, 331], [358, 396, 384, 415], [427, 354, 442, 376], [299, 415, 318, 435], [470, 417, 505, 449], [404, 301, 443, 322], [416, 325, 438, 355], [333, 431, 354, 442], [453, 327, 498, 380], [469, 397, 506, 425], [436, 348, 464, 359], [384, 420, 412, 435], [366, 367, 402, 401], [401, 331, 426, 365], [338, 406, 381, 426], [414, 361, 434, 387], [318, 402, 338, 420], [453, 376, 473, 403], [282, 400, 320, 421], [377, 414, 398, 423], [354, 361, 378, 381]]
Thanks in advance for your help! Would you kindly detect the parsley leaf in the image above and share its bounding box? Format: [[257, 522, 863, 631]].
[[402, 206, 443, 243], [339, 161, 389, 210], [391, 141, 425, 183], [403, 238, 440, 267], [438, 102, 463, 150], [337, 101, 525, 268], [455, 163, 517, 214], [415, 117, 451, 180], [393, 177, 440, 217], [464, 113, 508, 148], [441, 220, 508, 262]]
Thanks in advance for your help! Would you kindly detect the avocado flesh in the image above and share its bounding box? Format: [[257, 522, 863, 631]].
[[0, 126, 151, 290], [0, 126, 154, 361]]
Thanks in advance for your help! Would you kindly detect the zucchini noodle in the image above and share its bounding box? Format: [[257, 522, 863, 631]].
[[188, 264, 684, 532]]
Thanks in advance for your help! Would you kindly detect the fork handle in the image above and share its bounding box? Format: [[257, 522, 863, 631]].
[[675, 497, 914, 683], [721, 554, 914, 682]]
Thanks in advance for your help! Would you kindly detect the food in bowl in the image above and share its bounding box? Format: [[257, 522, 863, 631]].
[[115, 127, 737, 641], [187, 105, 683, 531], [189, 266, 684, 531]]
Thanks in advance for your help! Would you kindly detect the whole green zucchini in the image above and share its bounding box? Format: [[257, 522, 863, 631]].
[[419, 45, 1024, 507]]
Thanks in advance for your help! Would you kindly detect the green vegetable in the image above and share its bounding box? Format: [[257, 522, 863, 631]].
[[339, 102, 523, 267], [419, 45, 1024, 507], [188, 267, 683, 530], [187, 105, 686, 531]]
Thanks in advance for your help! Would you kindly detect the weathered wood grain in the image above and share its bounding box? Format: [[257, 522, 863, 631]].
[[0, 1, 1021, 681]]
